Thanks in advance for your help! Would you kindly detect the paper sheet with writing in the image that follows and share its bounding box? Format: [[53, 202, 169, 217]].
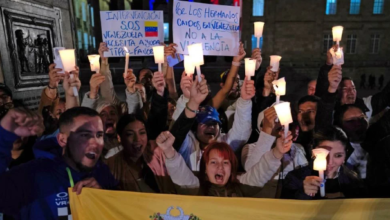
[[100, 10, 164, 57], [173, 0, 241, 56]]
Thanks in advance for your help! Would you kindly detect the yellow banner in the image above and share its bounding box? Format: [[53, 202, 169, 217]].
[[69, 188, 390, 220]]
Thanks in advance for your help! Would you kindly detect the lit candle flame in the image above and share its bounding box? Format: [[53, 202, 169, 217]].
[[123, 47, 129, 53]]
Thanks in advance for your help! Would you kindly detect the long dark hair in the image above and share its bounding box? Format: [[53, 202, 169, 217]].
[[313, 126, 352, 159]]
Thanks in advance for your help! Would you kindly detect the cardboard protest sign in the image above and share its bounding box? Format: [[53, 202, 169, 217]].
[[100, 10, 164, 57], [173, 0, 241, 56]]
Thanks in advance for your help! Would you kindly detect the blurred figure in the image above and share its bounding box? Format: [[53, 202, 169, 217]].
[[307, 80, 317, 96]]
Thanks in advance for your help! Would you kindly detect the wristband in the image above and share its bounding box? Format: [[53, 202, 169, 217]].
[[186, 103, 199, 114], [47, 84, 57, 90], [232, 61, 241, 67]]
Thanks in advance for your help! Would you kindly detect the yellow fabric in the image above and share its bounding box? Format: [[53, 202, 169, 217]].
[[69, 188, 390, 220]]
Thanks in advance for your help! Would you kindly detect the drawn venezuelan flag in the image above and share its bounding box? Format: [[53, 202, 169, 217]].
[[144, 21, 158, 37]]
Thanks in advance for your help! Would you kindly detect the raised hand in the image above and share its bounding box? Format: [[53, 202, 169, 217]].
[[163, 43, 178, 59], [98, 42, 109, 63], [152, 71, 166, 96], [328, 65, 342, 93], [156, 131, 176, 159], [63, 66, 81, 97], [89, 73, 106, 99], [326, 44, 339, 65], [180, 71, 193, 99], [272, 130, 293, 159], [0, 107, 44, 137], [303, 176, 323, 197], [262, 107, 278, 135], [189, 75, 208, 105], [251, 48, 262, 70], [48, 63, 64, 89], [123, 69, 137, 93], [240, 79, 255, 100], [233, 42, 246, 63], [72, 177, 102, 195]]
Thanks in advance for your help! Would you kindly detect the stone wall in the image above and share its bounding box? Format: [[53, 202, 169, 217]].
[[0, 0, 74, 109]]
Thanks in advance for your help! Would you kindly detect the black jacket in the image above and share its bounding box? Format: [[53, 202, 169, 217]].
[[281, 163, 367, 200]]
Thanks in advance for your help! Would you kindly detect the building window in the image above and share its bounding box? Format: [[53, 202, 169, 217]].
[[349, 0, 360, 14], [84, 32, 89, 50], [164, 23, 169, 42], [77, 31, 82, 49], [253, 0, 264, 16], [90, 6, 94, 27], [81, 2, 87, 22], [346, 34, 357, 54], [323, 34, 333, 53], [373, 0, 384, 14], [326, 0, 337, 15], [251, 35, 263, 50], [370, 34, 380, 54]]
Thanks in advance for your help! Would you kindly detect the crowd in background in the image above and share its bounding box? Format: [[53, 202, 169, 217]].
[[0, 41, 390, 220]]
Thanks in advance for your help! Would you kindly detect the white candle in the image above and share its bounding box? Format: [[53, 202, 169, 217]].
[[272, 77, 286, 103], [270, 55, 282, 72], [123, 47, 129, 77], [313, 148, 330, 197], [59, 49, 78, 97], [254, 22, 264, 48], [153, 45, 165, 73], [332, 26, 344, 45], [274, 102, 293, 138], [184, 55, 195, 78], [88, 54, 100, 73], [188, 43, 204, 82], [244, 58, 256, 80]]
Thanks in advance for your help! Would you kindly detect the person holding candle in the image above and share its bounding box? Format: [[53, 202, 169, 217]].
[[169, 74, 255, 171], [241, 106, 308, 198], [157, 130, 291, 197], [281, 126, 366, 199], [315, 44, 390, 125]]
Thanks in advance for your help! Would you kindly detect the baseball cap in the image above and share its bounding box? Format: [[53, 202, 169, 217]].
[[196, 106, 222, 125]]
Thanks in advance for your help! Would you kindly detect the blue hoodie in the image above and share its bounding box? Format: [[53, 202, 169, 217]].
[[0, 126, 118, 220]]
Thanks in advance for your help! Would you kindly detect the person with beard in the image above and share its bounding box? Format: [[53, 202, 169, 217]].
[[315, 45, 390, 125], [333, 104, 369, 179], [157, 131, 290, 197], [105, 70, 176, 193], [0, 107, 117, 219], [282, 126, 366, 200], [170, 74, 255, 171]]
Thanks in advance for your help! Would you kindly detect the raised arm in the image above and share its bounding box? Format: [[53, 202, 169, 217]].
[[98, 42, 120, 105], [0, 108, 44, 174], [170, 75, 209, 152], [211, 42, 246, 109], [147, 71, 168, 140], [38, 64, 63, 114], [163, 43, 178, 100], [224, 78, 255, 152], [123, 69, 143, 114], [81, 72, 106, 110], [157, 131, 199, 194], [62, 66, 81, 110], [239, 131, 292, 187]]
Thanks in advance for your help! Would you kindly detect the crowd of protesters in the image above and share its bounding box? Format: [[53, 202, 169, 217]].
[[0, 41, 389, 220]]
